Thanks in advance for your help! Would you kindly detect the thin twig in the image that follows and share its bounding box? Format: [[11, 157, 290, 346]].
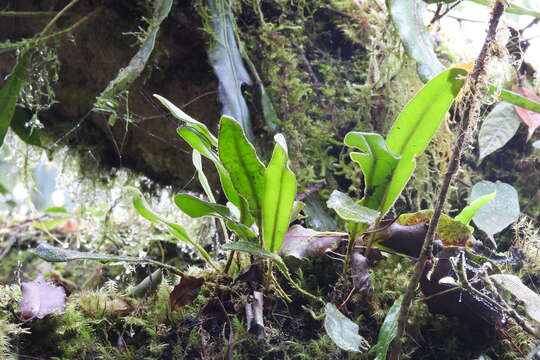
[[388, 1, 507, 359], [36, 7, 103, 44], [39, 0, 80, 36]]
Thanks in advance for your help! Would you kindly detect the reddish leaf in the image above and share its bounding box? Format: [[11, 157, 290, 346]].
[[279, 225, 344, 259], [19, 274, 66, 321], [170, 276, 204, 309], [514, 87, 540, 141]]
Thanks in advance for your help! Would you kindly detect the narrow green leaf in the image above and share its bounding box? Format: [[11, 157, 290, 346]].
[[128, 187, 215, 267], [192, 150, 216, 202], [455, 192, 496, 226], [383, 68, 466, 215], [43, 206, 69, 214], [324, 303, 369, 353], [157, 95, 217, 146], [178, 126, 242, 209], [499, 88, 540, 115], [241, 50, 279, 131], [478, 102, 521, 162], [174, 193, 231, 219], [0, 50, 31, 146], [262, 134, 297, 253], [177, 127, 219, 163], [327, 190, 379, 224], [34, 243, 140, 263], [96, 0, 172, 100], [374, 295, 403, 360], [218, 116, 265, 223], [344, 132, 400, 210], [207, 0, 254, 141]]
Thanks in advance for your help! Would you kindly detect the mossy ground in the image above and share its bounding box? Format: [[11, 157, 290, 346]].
[[1, 233, 537, 359]]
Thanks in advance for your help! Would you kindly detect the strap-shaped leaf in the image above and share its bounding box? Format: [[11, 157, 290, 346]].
[[382, 68, 466, 215], [374, 295, 403, 360], [0, 50, 31, 146], [174, 193, 231, 219], [96, 0, 172, 101], [219, 116, 265, 224], [262, 134, 297, 253], [158, 95, 217, 146], [35, 243, 140, 263], [128, 187, 218, 269], [192, 150, 216, 202], [344, 132, 400, 210], [455, 192, 496, 227], [178, 126, 242, 210], [207, 0, 254, 141]]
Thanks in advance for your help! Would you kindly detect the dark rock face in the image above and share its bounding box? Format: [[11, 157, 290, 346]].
[[0, 0, 222, 189]]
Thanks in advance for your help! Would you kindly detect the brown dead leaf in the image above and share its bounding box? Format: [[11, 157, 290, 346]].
[[170, 276, 204, 309], [514, 87, 540, 141], [19, 274, 67, 321], [350, 250, 370, 291], [279, 225, 344, 259]]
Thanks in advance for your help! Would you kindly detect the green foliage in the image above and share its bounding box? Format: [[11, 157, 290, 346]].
[[34, 243, 140, 263], [206, 0, 254, 141], [174, 194, 231, 219], [383, 68, 466, 215], [326, 190, 379, 224], [154, 94, 217, 146], [340, 67, 467, 230], [388, 0, 540, 114], [344, 132, 399, 211], [454, 192, 496, 228], [386, 0, 445, 82], [478, 102, 521, 162], [130, 187, 219, 269], [0, 50, 31, 147], [373, 295, 403, 360], [262, 134, 297, 253], [218, 116, 265, 225], [323, 303, 369, 353], [469, 181, 520, 241]]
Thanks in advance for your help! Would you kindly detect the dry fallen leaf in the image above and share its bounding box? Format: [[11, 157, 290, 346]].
[[514, 87, 540, 141], [19, 274, 67, 321], [170, 276, 204, 309], [279, 225, 344, 259]]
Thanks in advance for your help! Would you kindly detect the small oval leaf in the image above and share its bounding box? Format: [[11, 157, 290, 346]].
[[327, 190, 379, 224], [478, 102, 521, 162], [470, 181, 520, 239], [324, 303, 369, 353]]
